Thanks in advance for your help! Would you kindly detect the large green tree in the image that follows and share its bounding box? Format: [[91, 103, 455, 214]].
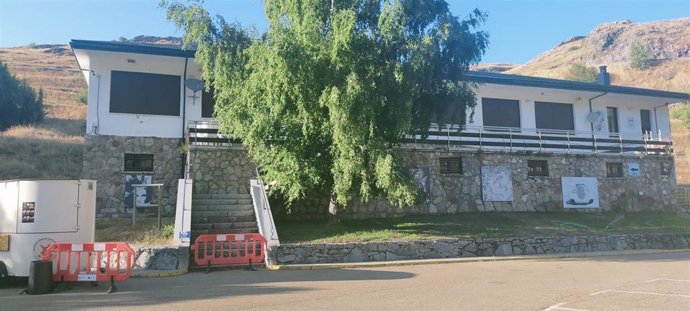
[[164, 0, 488, 219]]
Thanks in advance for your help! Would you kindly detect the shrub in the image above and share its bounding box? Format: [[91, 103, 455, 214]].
[[670, 102, 690, 129], [629, 40, 653, 70], [0, 61, 44, 130], [566, 63, 597, 82], [74, 89, 88, 105]]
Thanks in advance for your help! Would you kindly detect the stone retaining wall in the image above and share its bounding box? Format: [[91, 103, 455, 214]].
[[83, 134, 183, 217], [132, 246, 189, 272], [284, 150, 676, 219], [272, 233, 690, 265]]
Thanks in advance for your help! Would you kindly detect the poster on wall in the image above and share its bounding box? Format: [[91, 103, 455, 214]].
[[410, 167, 431, 194], [124, 175, 152, 212], [628, 162, 640, 177], [561, 177, 599, 208], [482, 165, 513, 202]]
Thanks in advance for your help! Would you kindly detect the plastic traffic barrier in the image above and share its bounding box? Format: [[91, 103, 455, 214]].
[[191, 234, 267, 271], [41, 242, 135, 293]]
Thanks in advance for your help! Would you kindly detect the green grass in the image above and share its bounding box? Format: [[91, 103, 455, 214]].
[[95, 217, 175, 246], [275, 212, 690, 243]]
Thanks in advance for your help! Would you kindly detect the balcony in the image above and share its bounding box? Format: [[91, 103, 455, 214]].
[[187, 121, 672, 155]]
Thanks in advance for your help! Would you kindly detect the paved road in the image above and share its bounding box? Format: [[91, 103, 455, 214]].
[[1, 252, 689, 310]]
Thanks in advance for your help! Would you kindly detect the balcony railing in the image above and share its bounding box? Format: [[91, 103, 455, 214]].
[[187, 121, 672, 155]]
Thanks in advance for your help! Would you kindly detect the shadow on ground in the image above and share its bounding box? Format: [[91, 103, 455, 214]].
[[0, 268, 415, 310]]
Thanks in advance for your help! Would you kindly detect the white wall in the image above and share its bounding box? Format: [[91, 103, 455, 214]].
[[471, 84, 675, 139], [79, 50, 211, 138]]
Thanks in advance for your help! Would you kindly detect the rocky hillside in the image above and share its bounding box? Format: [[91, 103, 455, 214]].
[[506, 18, 690, 92], [489, 18, 690, 184]]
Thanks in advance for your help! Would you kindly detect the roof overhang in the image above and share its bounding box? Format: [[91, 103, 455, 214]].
[[70, 39, 195, 58], [466, 71, 689, 103]]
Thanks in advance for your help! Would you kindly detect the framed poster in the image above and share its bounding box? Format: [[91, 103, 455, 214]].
[[561, 177, 599, 208], [482, 165, 513, 202], [124, 175, 152, 212], [410, 167, 431, 194]]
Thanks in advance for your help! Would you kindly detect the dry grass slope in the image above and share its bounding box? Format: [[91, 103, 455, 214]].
[[0, 45, 86, 180]]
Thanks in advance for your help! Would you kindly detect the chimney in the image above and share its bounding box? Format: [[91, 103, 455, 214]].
[[596, 66, 610, 86]]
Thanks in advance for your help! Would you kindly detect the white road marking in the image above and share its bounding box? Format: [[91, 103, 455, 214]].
[[646, 278, 690, 283], [590, 289, 690, 299], [544, 302, 589, 311]]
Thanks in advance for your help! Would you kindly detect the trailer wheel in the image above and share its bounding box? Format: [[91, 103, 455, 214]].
[[0, 260, 7, 279]]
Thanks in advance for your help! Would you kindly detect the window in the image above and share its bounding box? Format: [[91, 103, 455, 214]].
[[534, 102, 574, 131], [201, 87, 215, 118], [439, 157, 463, 174], [110, 71, 181, 116], [606, 162, 624, 177], [124, 154, 154, 172], [607, 107, 619, 135], [640, 109, 652, 135], [527, 160, 549, 177], [481, 98, 520, 128]]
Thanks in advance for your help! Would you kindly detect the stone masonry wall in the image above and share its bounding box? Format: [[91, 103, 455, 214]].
[[82, 135, 183, 217], [285, 149, 676, 219], [188, 147, 257, 195], [272, 233, 690, 265]]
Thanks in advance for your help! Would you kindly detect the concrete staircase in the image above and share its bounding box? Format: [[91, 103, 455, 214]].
[[190, 193, 258, 240]]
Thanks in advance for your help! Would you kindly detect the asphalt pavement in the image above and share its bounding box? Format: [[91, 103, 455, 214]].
[[1, 251, 689, 310]]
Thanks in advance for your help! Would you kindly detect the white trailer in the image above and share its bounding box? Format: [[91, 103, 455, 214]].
[[0, 179, 96, 278]]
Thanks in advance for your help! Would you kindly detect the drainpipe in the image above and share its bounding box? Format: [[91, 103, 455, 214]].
[[181, 57, 189, 179], [588, 91, 608, 153]]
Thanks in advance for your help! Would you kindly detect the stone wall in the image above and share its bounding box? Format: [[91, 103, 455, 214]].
[[272, 233, 690, 264], [188, 147, 257, 195], [133, 246, 189, 271], [82, 134, 183, 217], [284, 149, 677, 219]]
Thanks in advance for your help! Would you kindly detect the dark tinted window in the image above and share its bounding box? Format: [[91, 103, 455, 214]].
[[527, 160, 549, 177], [535, 101, 574, 131], [640, 109, 651, 134], [607, 107, 619, 134], [482, 98, 520, 128], [439, 157, 463, 174], [202, 88, 215, 118], [124, 154, 154, 172], [110, 71, 181, 116], [606, 162, 623, 177]]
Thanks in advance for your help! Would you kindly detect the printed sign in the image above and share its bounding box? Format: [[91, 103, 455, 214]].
[[124, 175, 152, 212], [22, 202, 36, 223], [482, 165, 513, 202], [628, 162, 640, 177], [561, 177, 599, 208], [78, 274, 97, 282]]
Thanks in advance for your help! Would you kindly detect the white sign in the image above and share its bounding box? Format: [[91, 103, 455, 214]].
[[561, 177, 599, 208], [482, 165, 513, 202], [78, 274, 97, 282], [628, 163, 640, 177]]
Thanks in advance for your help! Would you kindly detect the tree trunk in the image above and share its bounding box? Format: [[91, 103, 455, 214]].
[[327, 196, 339, 224]]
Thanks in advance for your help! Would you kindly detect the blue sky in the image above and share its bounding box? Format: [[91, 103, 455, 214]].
[[0, 0, 688, 64]]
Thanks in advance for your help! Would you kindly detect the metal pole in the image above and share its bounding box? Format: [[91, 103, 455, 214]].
[[132, 190, 136, 226], [158, 185, 162, 229]]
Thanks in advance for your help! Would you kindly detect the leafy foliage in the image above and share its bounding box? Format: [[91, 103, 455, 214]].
[[566, 63, 596, 82], [0, 61, 44, 131], [670, 102, 690, 129], [163, 0, 487, 212], [629, 40, 653, 70]]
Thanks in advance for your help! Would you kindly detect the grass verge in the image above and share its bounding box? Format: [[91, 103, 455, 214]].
[[95, 217, 175, 246], [275, 212, 690, 243]]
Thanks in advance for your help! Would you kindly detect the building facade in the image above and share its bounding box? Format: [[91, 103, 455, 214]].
[[71, 39, 689, 218]]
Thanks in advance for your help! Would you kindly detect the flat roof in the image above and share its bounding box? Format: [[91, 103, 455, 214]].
[[465, 71, 689, 101], [71, 39, 689, 101], [71, 39, 196, 58]]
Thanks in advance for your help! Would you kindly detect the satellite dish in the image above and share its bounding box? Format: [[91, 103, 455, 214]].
[[586, 111, 603, 123], [185, 78, 204, 92]]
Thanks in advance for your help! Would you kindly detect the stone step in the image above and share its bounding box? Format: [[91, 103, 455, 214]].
[[193, 193, 252, 200], [191, 222, 258, 230], [191, 209, 255, 218], [190, 215, 256, 224], [191, 228, 259, 237], [192, 199, 253, 205], [192, 204, 254, 212]]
